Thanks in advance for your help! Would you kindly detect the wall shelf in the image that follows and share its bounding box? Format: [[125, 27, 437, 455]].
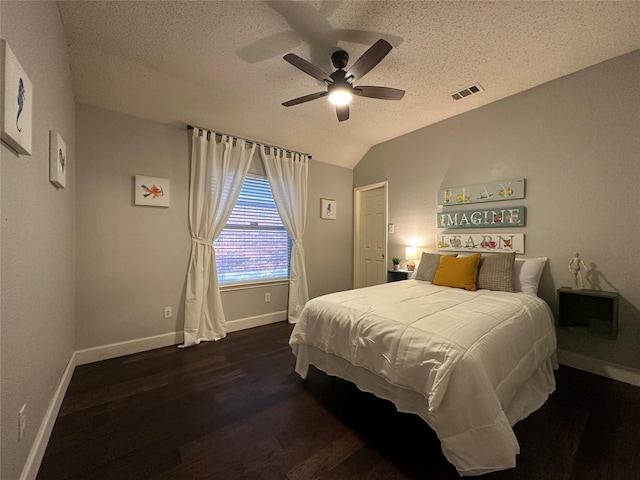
[[557, 287, 618, 339]]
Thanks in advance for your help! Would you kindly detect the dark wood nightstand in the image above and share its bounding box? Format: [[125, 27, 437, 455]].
[[387, 269, 411, 282], [557, 287, 618, 339]]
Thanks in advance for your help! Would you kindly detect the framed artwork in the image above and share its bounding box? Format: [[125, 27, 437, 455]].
[[49, 131, 66, 188], [1, 40, 32, 155], [320, 198, 336, 220], [134, 175, 170, 207], [437, 178, 525, 206]]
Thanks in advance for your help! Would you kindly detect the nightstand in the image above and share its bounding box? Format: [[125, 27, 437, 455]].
[[387, 269, 411, 282], [557, 287, 618, 339]]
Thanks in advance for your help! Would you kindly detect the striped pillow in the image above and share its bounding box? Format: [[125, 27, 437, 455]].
[[477, 253, 516, 292]]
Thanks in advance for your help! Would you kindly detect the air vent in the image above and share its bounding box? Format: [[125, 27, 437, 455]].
[[451, 83, 483, 101]]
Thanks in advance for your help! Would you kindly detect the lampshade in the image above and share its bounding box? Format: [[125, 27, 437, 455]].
[[405, 246, 418, 260], [328, 82, 353, 106], [405, 246, 418, 272]]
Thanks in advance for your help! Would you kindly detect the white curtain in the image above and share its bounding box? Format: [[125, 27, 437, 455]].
[[260, 145, 309, 323], [182, 129, 256, 347]]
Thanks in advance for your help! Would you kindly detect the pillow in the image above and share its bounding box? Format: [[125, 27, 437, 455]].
[[414, 253, 441, 281], [477, 252, 516, 292], [414, 252, 458, 282], [432, 253, 482, 291], [513, 257, 548, 295]]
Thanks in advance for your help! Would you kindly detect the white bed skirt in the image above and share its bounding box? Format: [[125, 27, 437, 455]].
[[293, 344, 557, 476]]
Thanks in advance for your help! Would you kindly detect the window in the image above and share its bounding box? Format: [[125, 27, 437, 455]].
[[214, 175, 291, 284]]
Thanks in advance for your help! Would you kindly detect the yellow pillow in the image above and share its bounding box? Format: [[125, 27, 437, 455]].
[[432, 253, 482, 291]]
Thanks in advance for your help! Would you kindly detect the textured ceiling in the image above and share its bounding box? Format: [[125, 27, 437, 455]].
[[57, 1, 640, 169]]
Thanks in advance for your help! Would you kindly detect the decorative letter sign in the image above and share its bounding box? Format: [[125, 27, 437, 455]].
[[437, 178, 525, 206], [437, 233, 525, 253], [437, 206, 525, 229]]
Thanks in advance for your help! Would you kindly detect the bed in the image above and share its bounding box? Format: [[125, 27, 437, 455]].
[[289, 253, 557, 476]]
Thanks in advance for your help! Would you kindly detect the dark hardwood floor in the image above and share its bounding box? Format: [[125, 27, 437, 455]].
[[38, 322, 640, 479]]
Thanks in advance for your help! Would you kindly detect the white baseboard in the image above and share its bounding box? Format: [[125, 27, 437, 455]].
[[74, 331, 184, 366], [20, 354, 77, 480], [557, 349, 640, 387], [74, 312, 286, 366], [226, 310, 287, 333]]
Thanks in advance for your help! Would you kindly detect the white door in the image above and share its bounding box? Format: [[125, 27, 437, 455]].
[[354, 183, 387, 288]]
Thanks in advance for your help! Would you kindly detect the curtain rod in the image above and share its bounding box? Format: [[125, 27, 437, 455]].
[[186, 124, 312, 159]]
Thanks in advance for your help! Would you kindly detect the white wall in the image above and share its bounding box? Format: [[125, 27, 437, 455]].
[[354, 50, 640, 370], [0, 2, 76, 479]]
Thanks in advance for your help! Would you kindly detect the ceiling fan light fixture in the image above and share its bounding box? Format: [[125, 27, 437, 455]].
[[328, 86, 352, 106], [282, 39, 404, 119]]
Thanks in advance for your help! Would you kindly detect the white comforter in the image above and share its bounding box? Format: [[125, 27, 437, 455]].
[[289, 280, 557, 476]]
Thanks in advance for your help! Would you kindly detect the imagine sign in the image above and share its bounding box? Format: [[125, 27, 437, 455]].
[[437, 206, 525, 229]]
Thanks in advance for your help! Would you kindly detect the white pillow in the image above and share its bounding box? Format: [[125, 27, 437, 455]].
[[513, 257, 547, 295]]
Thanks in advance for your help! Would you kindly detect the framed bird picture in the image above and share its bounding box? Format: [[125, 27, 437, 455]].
[[134, 175, 170, 207], [1, 40, 33, 155]]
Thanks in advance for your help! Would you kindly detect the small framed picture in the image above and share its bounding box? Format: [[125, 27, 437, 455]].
[[49, 131, 66, 188], [1, 40, 33, 155], [320, 198, 336, 220], [134, 175, 170, 207]]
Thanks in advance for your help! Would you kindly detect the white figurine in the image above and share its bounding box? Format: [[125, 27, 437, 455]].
[[568, 252, 589, 290]]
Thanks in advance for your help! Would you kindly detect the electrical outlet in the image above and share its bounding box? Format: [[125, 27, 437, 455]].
[[264, 292, 271, 303], [19, 404, 26, 442], [164, 306, 172, 319]]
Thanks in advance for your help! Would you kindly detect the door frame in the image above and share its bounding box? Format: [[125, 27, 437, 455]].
[[353, 181, 388, 288]]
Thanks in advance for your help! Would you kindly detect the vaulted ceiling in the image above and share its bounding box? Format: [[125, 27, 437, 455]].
[[57, 1, 640, 168]]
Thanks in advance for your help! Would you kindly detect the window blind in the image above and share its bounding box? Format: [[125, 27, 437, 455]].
[[214, 176, 291, 284]]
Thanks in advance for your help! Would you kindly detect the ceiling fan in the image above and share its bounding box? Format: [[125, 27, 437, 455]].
[[282, 39, 405, 122]]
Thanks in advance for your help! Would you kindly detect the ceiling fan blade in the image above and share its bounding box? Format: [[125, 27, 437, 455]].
[[345, 39, 392, 81], [282, 91, 328, 107], [283, 53, 333, 84], [336, 104, 349, 122], [353, 85, 405, 100]]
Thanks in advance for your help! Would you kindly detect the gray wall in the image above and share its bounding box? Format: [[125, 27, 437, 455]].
[[354, 50, 640, 370], [0, 2, 76, 479], [75, 105, 191, 349], [75, 104, 353, 349], [0, 5, 352, 473], [305, 159, 354, 298]]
